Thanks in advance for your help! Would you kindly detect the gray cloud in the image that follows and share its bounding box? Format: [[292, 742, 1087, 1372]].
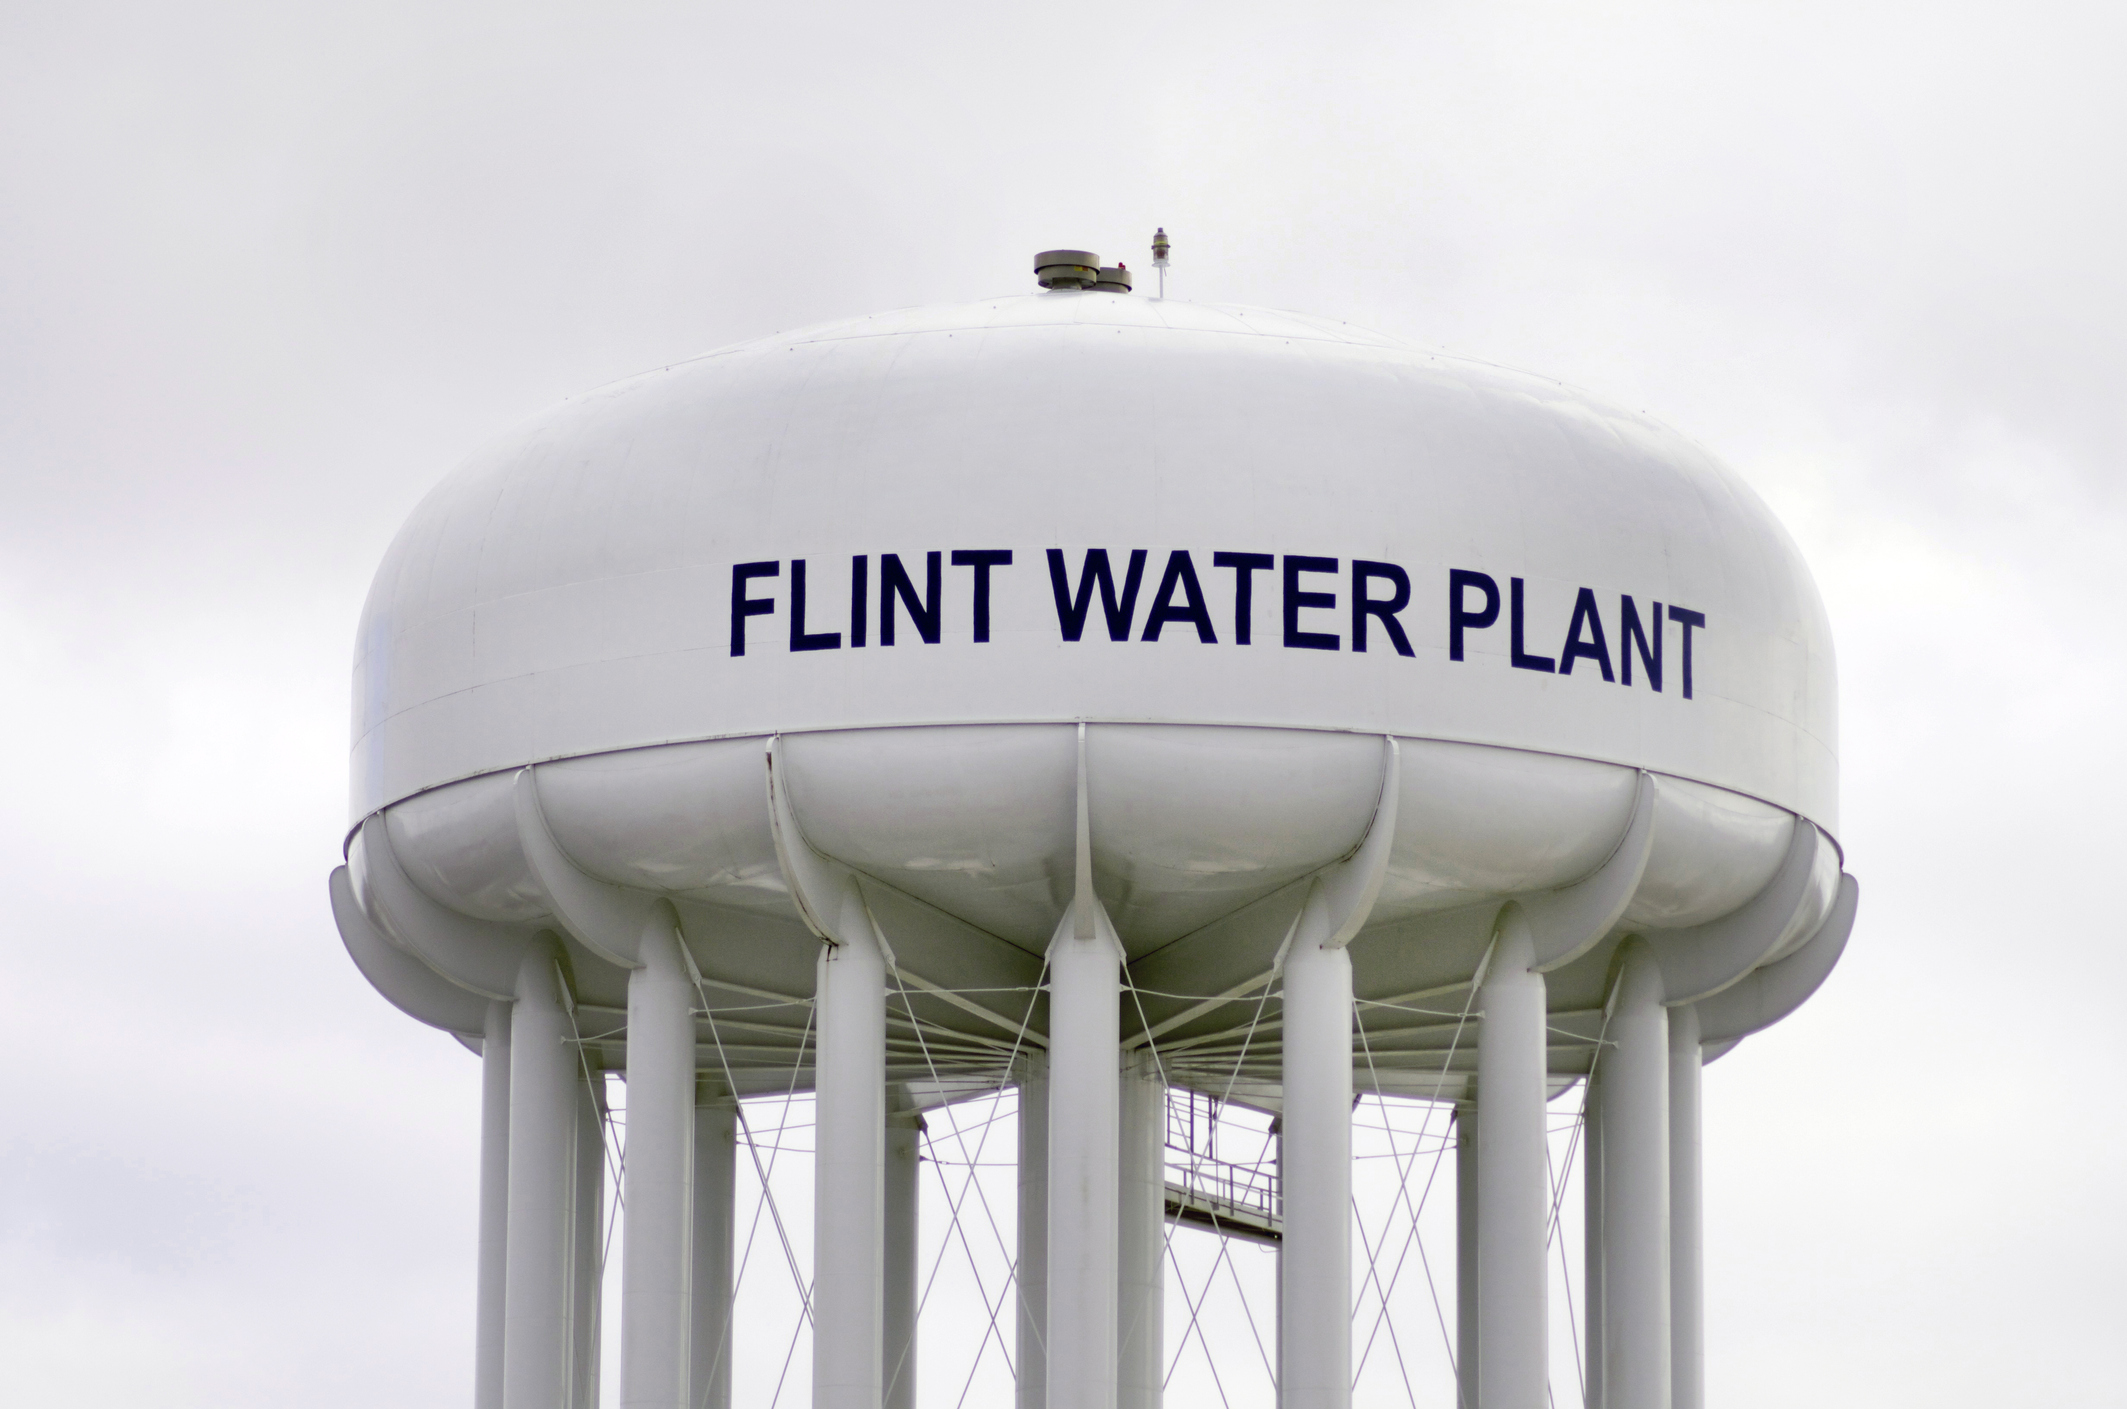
[[2, 2, 2120, 1404]]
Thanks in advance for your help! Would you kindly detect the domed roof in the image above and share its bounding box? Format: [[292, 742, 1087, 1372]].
[[353, 290, 1836, 836]]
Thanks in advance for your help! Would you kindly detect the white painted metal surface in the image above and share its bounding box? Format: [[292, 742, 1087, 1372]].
[[1280, 930, 1355, 1409], [1116, 1053, 1165, 1409], [813, 899, 888, 1409], [1475, 913, 1549, 1409], [620, 925, 694, 1409], [502, 940, 579, 1409], [884, 1109, 921, 1409], [691, 1086, 736, 1409], [1599, 939, 1673, 1409], [1017, 1054, 1050, 1409], [329, 278, 1861, 1409], [1669, 1003, 1705, 1409], [476, 1000, 512, 1409], [1454, 1101, 1479, 1409], [352, 294, 1836, 835], [572, 1077, 605, 1409], [1046, 903, 1122, 1409]]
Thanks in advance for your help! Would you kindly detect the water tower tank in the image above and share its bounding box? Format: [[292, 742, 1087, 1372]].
[[332, 253, 1858, 1409]]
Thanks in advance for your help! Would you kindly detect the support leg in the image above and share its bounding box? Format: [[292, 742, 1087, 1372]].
[[692, 1083, 737, 1409], [504, 939, 579, 1409], [621, 927, 696, 1409], [814, 891, 888, 1409], [1046, 910, 1120, 1409], [1600, 938, 1671, 1409], [478, 1000, 513, 1409], [1455, 1099, 1478, 1409], [1280, 932, 1353, 1409], [1668, 1004, 1703, 1409], [1117, 1052, 1165, 1409], [1585, 1066, 1606, 1409], [1018, 1055, 1050, 1409], [1475, 909, 1548, 1409], [885, 1107, 923, 1409], [575, 1072, 606, 1409]]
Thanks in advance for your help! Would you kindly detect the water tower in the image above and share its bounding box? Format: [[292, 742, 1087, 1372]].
[[331, 243, 1858, 1409]]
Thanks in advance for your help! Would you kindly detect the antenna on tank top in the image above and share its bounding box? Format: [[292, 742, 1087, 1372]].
[[1151, 226, 1171, 298]]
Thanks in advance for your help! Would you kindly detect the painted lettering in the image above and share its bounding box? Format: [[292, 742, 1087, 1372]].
[[1142, 550, 1218, 643], [1620, 596, 1660, 690], [1352, 560, 1415, 657], [1559, 587, 1613, 681], [789, 559, 842, 652], [880, 551, 942, 645], [1213, 551, 1274, 645], [730, 561, 779, 656], [1509, 577, 1556, 673], [1669, 606, 1705, 699], [1447, 569, 1500, 661], [951, 549, 1014, 643], [1047, 548, 1148, 641], [1283, 555, 1339, 650]]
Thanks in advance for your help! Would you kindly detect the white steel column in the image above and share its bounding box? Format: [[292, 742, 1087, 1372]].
[[622, 926, 695, 1408], [1272, 1126, 1284, 1394], [1601, 938, 1671, 1409], [1475, 909, 1548, 1409], [1017, 1054, 1051, 1409], [692, 1083, 738, 1409], [814, 890, 888, 1409], [504, 939, 579, 1409], [1584, 1065, 1607, 1409], [1047, 906, 1121, 1409], [1280, 930, 1354, 1409], [478, 1000, 513, 1409], [1117, 1051, 1165, 1409], [1668, 1003, 1704, 1409], [885, 1108, 923, 1409], [574, 1073, 606, 1409], [1454, 1099, 1478, 1409]]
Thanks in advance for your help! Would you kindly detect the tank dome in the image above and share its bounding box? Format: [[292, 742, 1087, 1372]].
[[354, 290, 1836, 835]]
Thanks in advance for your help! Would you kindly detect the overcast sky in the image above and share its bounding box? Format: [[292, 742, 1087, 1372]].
[[3, 2, 2123, 1405]]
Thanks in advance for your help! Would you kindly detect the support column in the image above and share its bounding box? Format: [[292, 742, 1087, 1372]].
[[1017, 1054, 1050, 1409], [1668, 1003, 1703, 1409], [1584, 1066, 1606, 1409], [1475, 909, 1548, 1409], [885, 1107, 923, 1409], [622, 926, 696, 1409], [1047, 911, 1121, 1409], [575, 1072, 607, 1409], [478, 1000, 513, 1409], [504, 939, 578, 1409], [1280, 931, 1353, 1409], [814, 892, 888, 1409], [1600, 938, 1671, 1409], [1117, 1052, 1165, 1409], [1272, 1123, 1284, 1396], [1454, 1099, 1478, 1409], [692, 1082, 738, 1409]]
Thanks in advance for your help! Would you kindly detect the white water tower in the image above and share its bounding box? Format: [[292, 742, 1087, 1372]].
[[332, 242, 1857, 1409]]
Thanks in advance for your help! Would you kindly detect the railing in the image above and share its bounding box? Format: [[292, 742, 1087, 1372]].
[[1163, 1087, 1281, 1243]]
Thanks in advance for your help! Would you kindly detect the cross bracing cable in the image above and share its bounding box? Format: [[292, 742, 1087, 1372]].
[[885, 940, 1050, 1406], [1128, 955, 1287, 1403], [1350, 964, 1482, 1399], [682, 947, 817, 1409], [890, 968, 1014, 1394]]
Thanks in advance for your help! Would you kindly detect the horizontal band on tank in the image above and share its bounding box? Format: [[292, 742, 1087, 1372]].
[[340, 722, 1852, 1101], [351, 720, 1831, 863]]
